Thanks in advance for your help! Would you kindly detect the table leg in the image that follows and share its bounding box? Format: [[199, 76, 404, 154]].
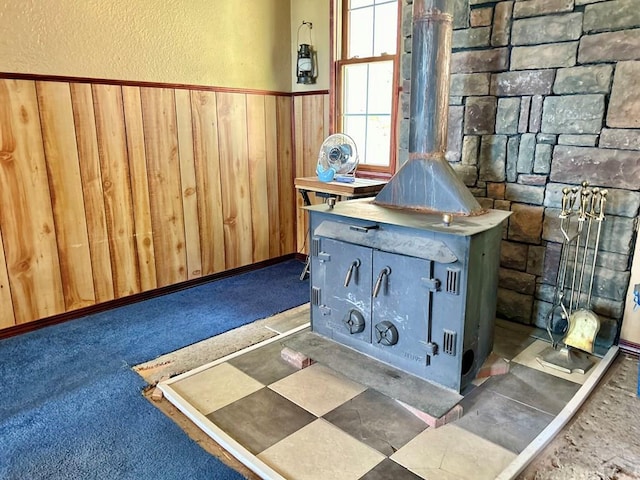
[[300, 256, 310, 281], [298, 189, 312, 280], [296, 190, 340, 281]]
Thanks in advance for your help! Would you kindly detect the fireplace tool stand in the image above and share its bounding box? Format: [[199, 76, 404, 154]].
[[538, 182, 608, 374]]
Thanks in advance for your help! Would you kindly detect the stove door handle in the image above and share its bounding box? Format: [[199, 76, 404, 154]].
[[349, 224, 379, 233], [373, 266, 391, 297], [344, 259, 361, 287]]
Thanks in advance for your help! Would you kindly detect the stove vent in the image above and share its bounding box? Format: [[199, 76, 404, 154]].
[[443, 329, 457, 356], [311, 286, 322, 306], [373, 0, 483, 216], [311, 237, 321, 257], [445, 268, 460, 295]]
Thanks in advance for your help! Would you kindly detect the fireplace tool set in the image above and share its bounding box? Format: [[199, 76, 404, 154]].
[[538, 181, 608, 374]]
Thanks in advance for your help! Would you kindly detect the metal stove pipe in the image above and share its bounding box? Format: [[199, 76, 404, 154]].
[[373, 0, 483, 216]]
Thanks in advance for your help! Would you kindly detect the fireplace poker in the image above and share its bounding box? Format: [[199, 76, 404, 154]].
[[586, 190, 607, 306], [569, 182, 590, 314]]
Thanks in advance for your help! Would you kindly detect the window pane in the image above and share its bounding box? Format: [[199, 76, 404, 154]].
[[373, 2, 397, 55], [367, 61, 393, 114], [342, 115, 367, 163], [348, 8, 373, 58], [350, 0, 372, 9], [343, 64, 368, 114], [342, 114, 392, 167], [365, 115, 391, 166], [341, 61, 393, 167]]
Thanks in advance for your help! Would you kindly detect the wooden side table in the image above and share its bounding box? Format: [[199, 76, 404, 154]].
[[294, 176, 388, 204], [295, 176, 387, 279]]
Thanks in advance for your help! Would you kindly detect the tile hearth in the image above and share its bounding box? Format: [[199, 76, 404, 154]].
[[159, 319, 605, 480]]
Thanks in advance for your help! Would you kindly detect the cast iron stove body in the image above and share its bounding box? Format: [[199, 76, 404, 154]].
[[307, 201, 509, 393]]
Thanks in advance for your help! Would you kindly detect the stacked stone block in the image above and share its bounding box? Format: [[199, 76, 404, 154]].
[[400, 0, 640, 348]]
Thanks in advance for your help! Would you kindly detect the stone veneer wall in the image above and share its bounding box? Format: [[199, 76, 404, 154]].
[[399, 0, 640, 348]]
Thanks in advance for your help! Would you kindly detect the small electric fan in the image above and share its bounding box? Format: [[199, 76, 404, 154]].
[[316, 133, 359, 183]]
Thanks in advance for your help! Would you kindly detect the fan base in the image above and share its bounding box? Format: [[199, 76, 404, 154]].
[[335, 175, 355, 183]]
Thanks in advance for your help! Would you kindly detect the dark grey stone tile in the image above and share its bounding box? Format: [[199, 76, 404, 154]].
[[493, 323, 536, 360], [487, 363, 580, 415], [359, 458, 422, 480], [207, 388, 316, 455], [228, 340, 298, 385], [285, 331, 462, 418], [323, 389, 428, 456], [456, 386, 553, 453]]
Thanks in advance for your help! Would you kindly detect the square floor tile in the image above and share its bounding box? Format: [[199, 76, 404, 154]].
[[456, 385, 554, 453], [391, 424, 517, 480], [269, 363, 367, 416], [265, 305, 309, 334], [512, 339, 599, 384], [486, 363, 580, 416], [493, 322, 536, 361], [207, 387, 316, 455], [359, 458, 423, 480], [323, 389, 428, 456], [228, 340, 299, 385], [171, 362, 263, 415], [258, 419, 385, 480]]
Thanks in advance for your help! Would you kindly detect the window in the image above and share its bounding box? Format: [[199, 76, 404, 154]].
[[334, 0, 400, 176]]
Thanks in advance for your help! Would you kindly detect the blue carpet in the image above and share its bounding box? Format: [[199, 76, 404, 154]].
[[0, 259, 309, 480]]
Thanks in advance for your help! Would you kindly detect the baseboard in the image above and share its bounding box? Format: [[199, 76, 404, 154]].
[[619, 339, 640, 357], [0, 254, 300, 340]]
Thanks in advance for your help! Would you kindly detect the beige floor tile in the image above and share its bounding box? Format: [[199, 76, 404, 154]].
[[171, 363, 263, 415], [391, 424, 516, 480], [471, 376, 490, 387], [269, 363, 367, 416], [258, 418, 385, 480], [511, 339, 599, 385], [264, 304, 310, 334]]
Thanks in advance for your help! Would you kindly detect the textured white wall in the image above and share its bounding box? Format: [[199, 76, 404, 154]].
[[0, 0, 292, 91]]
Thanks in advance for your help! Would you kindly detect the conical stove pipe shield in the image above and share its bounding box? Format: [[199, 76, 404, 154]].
[[373, 0, 483, 216]]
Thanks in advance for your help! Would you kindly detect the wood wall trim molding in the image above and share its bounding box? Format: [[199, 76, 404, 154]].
[[0, 255, 299, 340], [0, 71, 330, 97], [291, 90, 330, 97], [0, 71, 295, 97], [619, 339, 640, 357]]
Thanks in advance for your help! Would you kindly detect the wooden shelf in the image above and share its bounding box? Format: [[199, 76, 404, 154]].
[[294, 176, 387, 199]]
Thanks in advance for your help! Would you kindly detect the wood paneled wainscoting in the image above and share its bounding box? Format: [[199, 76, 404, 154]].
[[0, 76, 328, 333], [293, 94, 330, 254]]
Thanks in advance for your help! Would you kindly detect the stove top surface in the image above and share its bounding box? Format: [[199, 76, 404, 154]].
[[305, 198, 511, 237]]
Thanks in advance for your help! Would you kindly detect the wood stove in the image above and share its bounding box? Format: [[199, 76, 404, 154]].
[[305, 0, 510, 394], [307, 201, 509, 393]]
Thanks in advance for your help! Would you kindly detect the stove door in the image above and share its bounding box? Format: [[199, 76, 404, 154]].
[[371, 250, 433, 376], [310, 237, 373, 347]]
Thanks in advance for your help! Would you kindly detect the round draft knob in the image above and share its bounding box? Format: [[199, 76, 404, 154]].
[[343, 309, 365, 334], [375, 321, 399, 346]]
